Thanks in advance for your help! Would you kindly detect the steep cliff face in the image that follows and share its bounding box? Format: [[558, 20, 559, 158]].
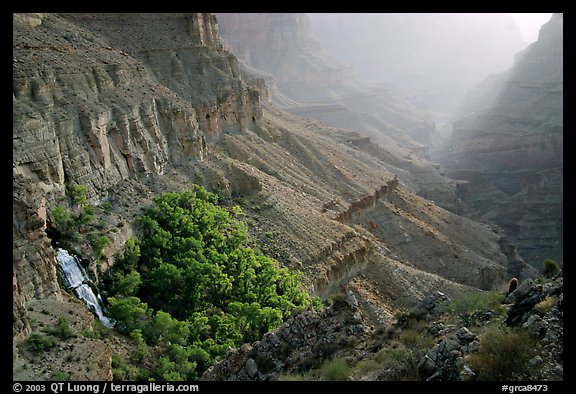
[[216, 13, 343, 99], [61, 13, 263, 143], [13, 13, 241, 344], [14, 13, 527, 380], [445, 14, 563, 267]]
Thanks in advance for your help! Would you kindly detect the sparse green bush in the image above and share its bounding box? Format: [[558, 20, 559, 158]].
[[26, 332, 58, 355], [49, 371, 70, 381], [320, 358, 350, 381], [99, 201, 113, 211], [441, 290, 504, 315], [43, 317, 73, 340], [543, 259, 560, 277], [467, 325, 538, 380], [68, 184, 87, 207]]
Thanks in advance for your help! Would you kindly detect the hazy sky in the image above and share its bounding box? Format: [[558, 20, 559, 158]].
[[510, 13, 553, 43]]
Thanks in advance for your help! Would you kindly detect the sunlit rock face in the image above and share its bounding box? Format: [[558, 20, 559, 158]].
[[307, 13, 526, 115], [446, 14, 563, 268]]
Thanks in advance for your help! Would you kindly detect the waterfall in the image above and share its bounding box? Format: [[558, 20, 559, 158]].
[[55, 248, 115, 328]]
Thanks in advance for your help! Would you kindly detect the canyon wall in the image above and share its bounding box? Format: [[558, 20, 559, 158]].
[[445, 13, 563, 267], [13, 13, 530, 380], [215, 13, 435, 150], [307, 13, 526, 115], [215, 12, 472, 213]]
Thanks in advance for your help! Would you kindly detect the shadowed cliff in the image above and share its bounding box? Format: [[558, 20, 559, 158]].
[[444, 13, 563, 268]]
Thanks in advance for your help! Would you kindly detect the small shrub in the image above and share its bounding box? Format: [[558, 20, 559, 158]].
[[26, 332, 58, 355], [49, 371, 70, 381], [543, 259, 560, 277], [320, 358, 350, 381], [68, 184, 87, 207], [330, 290, 346, 304], [311, 296, 324, 312], [467, 325, 537, 380], [399, 329, 435, 351], [441, 290, 504, 315], [43, 317, 73, 340], [374, 348, 420, 380], [534, 296, 555, 316]]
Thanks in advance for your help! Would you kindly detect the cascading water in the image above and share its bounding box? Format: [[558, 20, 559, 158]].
[[55, 248, 115, 328]]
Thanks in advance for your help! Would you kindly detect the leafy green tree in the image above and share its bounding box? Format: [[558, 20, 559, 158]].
[[51, 206, 71, 232], [130, 329, 148, 363], [104, 185, 314, 379], [68, 184, 88, 207], [111, 271, 141, 297], [107, 296, 151, 334]]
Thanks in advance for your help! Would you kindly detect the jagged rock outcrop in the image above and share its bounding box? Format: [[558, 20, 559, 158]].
[[61, 13, 263, 143], [13, 13, 218, 342], [503, 271, 563, 380], [445, 13, 563, 268], [418, 327, 480, 381], [202, 292, 373, 381]]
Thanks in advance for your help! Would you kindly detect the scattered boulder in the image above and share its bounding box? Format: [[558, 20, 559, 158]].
[[417, 327, 479, 381]]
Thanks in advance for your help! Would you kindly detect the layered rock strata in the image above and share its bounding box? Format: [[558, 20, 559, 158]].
[[13, 13, 528, 380]]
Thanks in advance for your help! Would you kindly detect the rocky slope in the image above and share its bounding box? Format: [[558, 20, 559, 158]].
[[444, 13, 563, 268], [204, 272, 563, 381], [215, 12, 470, 213], [13, 13, 532, 380]]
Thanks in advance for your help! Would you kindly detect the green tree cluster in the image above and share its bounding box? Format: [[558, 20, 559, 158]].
[[104, 185, 314, 380]]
